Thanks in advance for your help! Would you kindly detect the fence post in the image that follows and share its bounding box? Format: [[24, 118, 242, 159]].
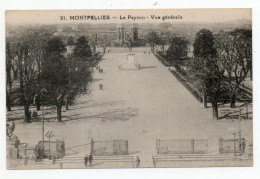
[[206, 140, 208, 154], [156, 138, 159, 154], [153, 157, 156, 168], [91, 138, 94, 155], [219, 137, 223, 154], [191, 139, 195, 154], [233, 133, 237, 157], [125, 139, 128, 155]]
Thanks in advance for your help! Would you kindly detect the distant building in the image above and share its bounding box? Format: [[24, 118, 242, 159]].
[[117, 23, 138, 45], [65, 45, 75, 56]]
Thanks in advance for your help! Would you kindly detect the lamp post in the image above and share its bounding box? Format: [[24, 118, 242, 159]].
[[41, 88, 47, 150], [238, 106, 242, 149]]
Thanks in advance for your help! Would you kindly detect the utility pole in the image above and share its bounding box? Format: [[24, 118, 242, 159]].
[[233, 131, 236, 157], [42, 101, 44, 147], [239, 106, 242, 149], [41, 88, 47, 150]]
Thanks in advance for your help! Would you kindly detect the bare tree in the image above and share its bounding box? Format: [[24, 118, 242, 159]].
[[158, 32, 170, 52], [98, 34, 111, 53], [16, 42, 38, 123], [88, 33, 98, 54], [215, 29, 252, 108], [25, 28, 53, 110], [146, 31, 160, 53], [188, 57, 225, 120], [6, 42, 14, 111]]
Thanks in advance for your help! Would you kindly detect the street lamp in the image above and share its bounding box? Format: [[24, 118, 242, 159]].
[[41, 87, 47, 150], [238, 106, 242, 149], [227, 127, 239, 157]]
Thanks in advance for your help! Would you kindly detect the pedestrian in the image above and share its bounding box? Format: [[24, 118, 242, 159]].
[[241, 138, 246, 153], [89, 153, 93, 167], [24, 155, 28, 166], [59, 162, 63, 169], [84, 155, 88, 167], [99, 84, 103, 90], [135, 156, 140, 168]]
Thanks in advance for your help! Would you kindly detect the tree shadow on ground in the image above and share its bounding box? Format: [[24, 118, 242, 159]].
[[206, 102, 253, 120], [62, 107, 139, 123], [69, 100, 124, 111], [219, 110, 252, 120], [140, 66, 157, 70], [92, 78, 103, 82]]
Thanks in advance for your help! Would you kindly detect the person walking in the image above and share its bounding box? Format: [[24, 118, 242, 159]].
[[135, 156, 140, 168], [89, 153, 93, 167], [84, 155, 89, 167]]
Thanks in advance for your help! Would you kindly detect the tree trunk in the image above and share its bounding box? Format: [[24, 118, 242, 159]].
[[36, 102, 41, 111], [24, 102, 31, 123], [6, 92, 11, 111], [65, 96, 69, 111], [14, 69, 18, 80], [230, 92, 236, 108], [250, 67, 252, 81], [57, 103, 62, 122], [6, 67, 12, 111], [203, 91, 207, 108], [36, 95, 41, 111], [66, 102, 69, 111], [212, 102, 219, 120]]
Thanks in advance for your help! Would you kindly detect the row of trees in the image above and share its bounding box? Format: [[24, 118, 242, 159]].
[[146, 31, 189, 62], [67, 33, 112, 54], [190, 29, 252, 119], [146, 28, 252, 120], [6, 27, 96, 123]]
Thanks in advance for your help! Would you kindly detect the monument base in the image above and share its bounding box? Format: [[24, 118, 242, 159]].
[[118, 63, 141, 70]]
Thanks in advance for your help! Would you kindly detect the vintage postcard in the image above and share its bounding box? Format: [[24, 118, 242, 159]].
[[5, 9, 252, 169]]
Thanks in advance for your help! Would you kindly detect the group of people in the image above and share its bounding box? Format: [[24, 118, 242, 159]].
[[96, 66, 104, 90], [84, 153, 93, 167], [96, 66, 103, 73]]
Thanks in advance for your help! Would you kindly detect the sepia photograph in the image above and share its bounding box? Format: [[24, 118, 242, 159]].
[[5, 9, 253, 169]]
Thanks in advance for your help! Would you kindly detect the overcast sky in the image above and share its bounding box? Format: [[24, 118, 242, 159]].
[[6, 9, 251, 25]]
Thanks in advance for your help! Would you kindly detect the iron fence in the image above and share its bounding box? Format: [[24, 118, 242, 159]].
[[91, 138, 128, 156], [156, 138, 208, 154]]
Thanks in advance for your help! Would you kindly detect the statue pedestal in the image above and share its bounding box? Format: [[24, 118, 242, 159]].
[[118, 53, 140, 70]]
